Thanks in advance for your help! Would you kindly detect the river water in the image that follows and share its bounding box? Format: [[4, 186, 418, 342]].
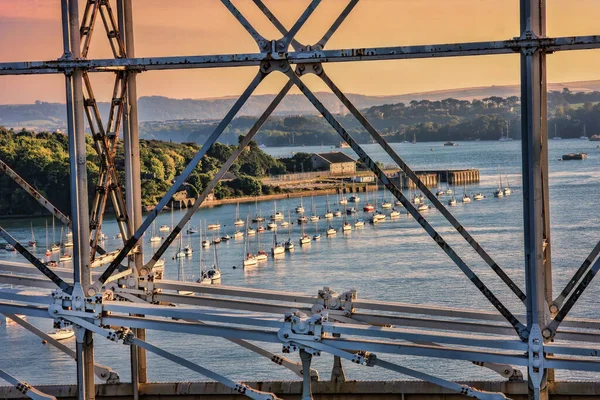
[[1, 139, 600, 385]]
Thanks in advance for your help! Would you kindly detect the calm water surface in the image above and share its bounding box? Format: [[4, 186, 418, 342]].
[[1, 140, 600, 384]]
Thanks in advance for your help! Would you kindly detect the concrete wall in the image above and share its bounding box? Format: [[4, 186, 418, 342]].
[[310, 155, 356, 175], [329, 161, 356, 175], [3, 380, 599, 399]]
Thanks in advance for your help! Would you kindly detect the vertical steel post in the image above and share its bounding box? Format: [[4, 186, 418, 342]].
[[64, 0, 94, 399], [520, 0, 551, 398], [120, 0, 147, 388]]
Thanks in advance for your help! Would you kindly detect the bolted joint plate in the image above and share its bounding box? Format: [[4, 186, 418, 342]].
[[528, 324, 546, 392], [260, 59, 291, 74], [279, 311, 326, 352], [296, 63, 323, 77]]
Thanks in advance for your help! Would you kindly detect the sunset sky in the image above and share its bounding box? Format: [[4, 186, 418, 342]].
[[0, 0, 599, 104]]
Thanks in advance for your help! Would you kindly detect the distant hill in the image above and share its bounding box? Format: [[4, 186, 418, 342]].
[[2, 80, 600, 129]]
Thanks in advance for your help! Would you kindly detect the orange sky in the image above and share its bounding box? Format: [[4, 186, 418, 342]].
[[0, 0, 599, 104]]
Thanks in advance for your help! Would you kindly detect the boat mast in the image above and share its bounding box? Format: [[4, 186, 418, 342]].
[[199, 223, 204, 274]]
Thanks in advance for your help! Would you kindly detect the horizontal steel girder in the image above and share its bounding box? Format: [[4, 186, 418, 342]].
[[0, 36, 599, 75]]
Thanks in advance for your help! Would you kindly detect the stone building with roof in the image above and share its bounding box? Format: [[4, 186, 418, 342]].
[[310, 152, 356, 175]]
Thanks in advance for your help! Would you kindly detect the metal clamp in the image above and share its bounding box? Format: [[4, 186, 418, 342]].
[[278, 311, 326, 347], [528, 324, 546, 397], [314, 287, 355, 316]]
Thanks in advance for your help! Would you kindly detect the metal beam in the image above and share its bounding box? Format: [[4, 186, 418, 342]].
[[0, 36, 599, 75]]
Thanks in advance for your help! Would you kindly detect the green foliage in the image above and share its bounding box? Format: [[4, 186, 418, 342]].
[[0, 128, 284, 215], [227, 175, 262, 196]]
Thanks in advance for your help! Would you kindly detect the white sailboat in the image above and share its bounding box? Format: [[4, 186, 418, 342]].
[[448, 196, 457, 206], [45, 221, 52, 257], [473, 192, 484, 200], [324, 195, 334, 219], [310, 196, 320, 222], [389, 208, 401, 218], [342, 207, 352, 231], [295, 197, 305, 213], [51, 217, 60, 252], [503, 174, 512, 196], [47, 327, 75, 341], [298, 212, 311, 245], [493, 166, 504, 198], [28, 222, 36, 248], [284, 211, 295, 250], [200, 241, 221, 284], [580, 124, 589, 140], [271, 231, 285, 256], [270, 201, 284, 221], [381, 189, 392, 209], [462, 185, 472, 203], [149, 221, 161, 243], [255, 225, 268, 261], [243, 215, 258, 267], [552, 124, 562, 140], [234, 202, 245, 226], [175, 233, 186, 259]]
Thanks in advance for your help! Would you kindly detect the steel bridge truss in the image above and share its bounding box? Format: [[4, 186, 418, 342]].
[[1, 1, 600, 399]]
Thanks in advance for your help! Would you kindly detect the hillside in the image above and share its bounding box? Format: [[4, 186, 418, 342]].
[[3, 80, 600, 129]]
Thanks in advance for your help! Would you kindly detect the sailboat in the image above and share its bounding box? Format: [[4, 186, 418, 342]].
[[417, 203, 429, 211], [58, 228, 72, 262], [499, 121, 514, 141], [64, 229, 73, 247], [183, 226, 193, 256], [270, 201, 284, 220], [271, 231, 285, 256], [326, 224, 337, 236], [299, 216, 311, 245], [381, 189, 392, 209], [51, 217, 60, 252], [197, 226, 210, 284], [149, 221, 161, 242], [324, 195, 334, 219], [295, 197, 305, 213], [339, 190, 348, 205], [493, 166, 504, 198], [175, 232, 186, 259], [462, 185, 472, 203], [342, 207, 352, 231], [255, 221, 268, 261], [552, 124, 562, 140], [363, 189, 374, 212], [243, 215, 258, 267], [252, 197, 265, 222], [234, 202, 244, 226], [284, 210, 295, 250], [45, 221, 52, 257], [435, 175, 445, 196], [267, 220, 278, 230], [580, 124, 589, 140], [389, 208, 401, 218], [503, 174, 512, 196], [27, 222, 36, 247], [473, 192, 484, 200], [47, 327, 75, 341], [448, 195, 457, 206], [201, 242, 222, 284], [312, 219, 321, 241], [309, 196, 320, 222]]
